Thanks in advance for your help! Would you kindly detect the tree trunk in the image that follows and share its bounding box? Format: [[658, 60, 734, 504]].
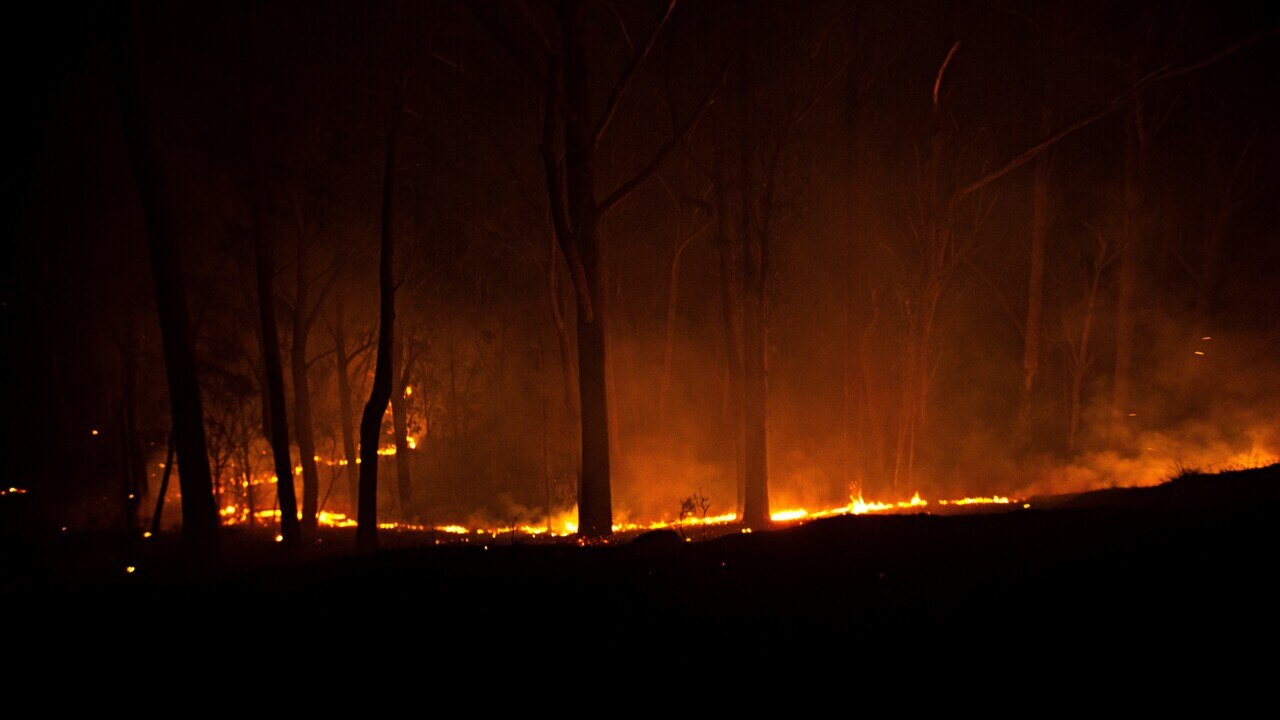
[[1111, 99, 1145, 442], [712, 118, 746, 518], [241, 440, 255, 526], [291, 212, 321, 535], [333, 309, 360, 514], [357, 87, 402, 551], [150, 433, 175, 536], [112, 21, 219, 555], [657, 239, 689, 423], [547, 231, 579, 414], [1017, 106, 1053, 438], [740, 255, 770, 528], [254, 216, 301, 547], [573, 240, 612, 538], [561, 0, 612, 539], [121, 330, 147, 535], [390, 335, 413, 515]]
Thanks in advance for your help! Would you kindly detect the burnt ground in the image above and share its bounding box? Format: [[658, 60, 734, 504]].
[[3, 465, 1279, 662]]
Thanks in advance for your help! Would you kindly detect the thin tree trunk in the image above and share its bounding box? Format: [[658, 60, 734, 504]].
[[658, 227, 703, 423], [113, 20, 219, 555], [740, 259, 770, 528], [547, 225, 578, 414], [241, 440, 255, 526], [713, 119, 746, 518], [254, 216, 301, 546], [1018, 106, 1053, 438], [333, 308, 360, 514], [446, 315, 460, 439], [121, 331, 147, 534], [390, 334, 413, 515], [291, 207, 321, 535], [150, 433, 175, 535], [357, 86, 402, 551], [738, 104, 770, 528], [1111, 99, 1145, 441]]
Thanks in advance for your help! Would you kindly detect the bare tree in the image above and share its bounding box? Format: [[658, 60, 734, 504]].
[[357, 85, 403, 551], [112, 9, 219, 554], [471, 0, 724, 538]]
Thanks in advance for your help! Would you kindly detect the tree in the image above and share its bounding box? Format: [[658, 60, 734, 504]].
[[357, 86, 403, 551], [471, 0, 724, 538], [287, 194, 341, 534], [112, 8, 219, 555]]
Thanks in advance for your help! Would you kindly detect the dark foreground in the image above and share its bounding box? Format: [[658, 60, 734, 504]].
[[4, 466, 1279, 658]]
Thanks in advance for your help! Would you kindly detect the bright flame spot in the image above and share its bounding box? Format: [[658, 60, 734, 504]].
[[91, 429, 99, 436], [125, 566, 135, 574], [294, 465, 303, 475], [771, 509, 808, 522], [404, 385, 413, 396], [407, 436, 417, 450], [938, 495, 1010, 506], [1194, 351, 1205, 356], [142, 531, 153, 538], [274, 534, 283, 543]]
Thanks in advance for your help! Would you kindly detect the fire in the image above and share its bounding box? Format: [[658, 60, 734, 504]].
[[938, 495, 1011, 505]]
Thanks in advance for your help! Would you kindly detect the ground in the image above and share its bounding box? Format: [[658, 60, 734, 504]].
[[3, 465, 1279, 658]]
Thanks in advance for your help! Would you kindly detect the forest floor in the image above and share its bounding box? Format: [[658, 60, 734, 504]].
[[4, 464, 1279, 655]]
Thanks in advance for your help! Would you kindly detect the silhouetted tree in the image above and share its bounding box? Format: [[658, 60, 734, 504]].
[[112, 8, 219, 555]]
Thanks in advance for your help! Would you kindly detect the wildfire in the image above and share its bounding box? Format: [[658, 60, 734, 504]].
[[938, 495, 1011, 505], [211, 476, 1030, 541]]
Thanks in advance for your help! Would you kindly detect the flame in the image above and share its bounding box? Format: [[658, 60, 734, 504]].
[[938, 495, 1011, 505]]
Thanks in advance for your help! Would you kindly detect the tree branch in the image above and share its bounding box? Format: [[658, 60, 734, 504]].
[[953, 26, 1280, 202], [593, 0, 677, 149], [598, 54, 732, 216]]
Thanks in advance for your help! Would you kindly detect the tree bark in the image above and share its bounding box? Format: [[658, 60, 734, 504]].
[[121, 329, 147, 534], [390, 334, 413, 515], [112, 18, 219, 555], [1111, 99, 1146, 442], [357, 87, 402, 551], [1017, 106, 1053, 437], [254, 214, 301, 547], [547, 229, 579, 414], [333, 308, 360, 514], [560, 0, 612, 538], [712, 111, 746, 518], [150, 433, 175, 536], [291, 206, 321, 535]]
